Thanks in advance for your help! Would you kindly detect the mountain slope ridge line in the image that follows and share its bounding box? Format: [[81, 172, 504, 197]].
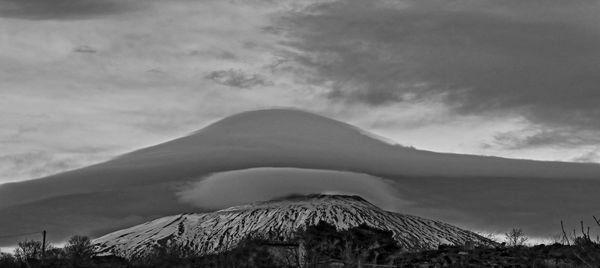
[[93, 194, 494, 259]]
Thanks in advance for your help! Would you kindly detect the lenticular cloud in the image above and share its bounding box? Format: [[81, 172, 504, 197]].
[[176, 167, 409, 211]]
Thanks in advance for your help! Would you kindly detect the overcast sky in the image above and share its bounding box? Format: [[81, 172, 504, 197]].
[[2, 0, 600, 183]]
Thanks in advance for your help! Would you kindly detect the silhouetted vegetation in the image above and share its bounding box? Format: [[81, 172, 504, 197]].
[[504, 228, 528, 247], [64, 235, 94, 267], [15, 239, 43, 261], [0, 235, 119, 268], [301, 222, 402, 267], [562, 217, 600, 268], [0, 252, 19, 268], [122, 222, 404, 268], [3, 220, 600, 267]]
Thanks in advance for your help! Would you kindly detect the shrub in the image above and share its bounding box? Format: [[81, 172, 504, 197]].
[[64, 235, 94, 266], [504, 228, 528, 247], [14, 239, 43, 261], [0, 252, 19, 268]]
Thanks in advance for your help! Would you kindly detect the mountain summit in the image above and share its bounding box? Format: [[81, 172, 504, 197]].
[[93, 195, 493, 259]]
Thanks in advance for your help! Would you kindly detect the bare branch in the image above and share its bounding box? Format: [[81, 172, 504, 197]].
[[581, 221, 588, 239], [561, 221, 570, 245]]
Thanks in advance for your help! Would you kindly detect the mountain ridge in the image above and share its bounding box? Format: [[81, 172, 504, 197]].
[[93, 194, 494, 259]]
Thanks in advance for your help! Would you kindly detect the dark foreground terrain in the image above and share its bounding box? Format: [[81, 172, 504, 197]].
[[2, 222, 600, 268]]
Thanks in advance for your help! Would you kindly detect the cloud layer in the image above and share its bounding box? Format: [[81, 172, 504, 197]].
[[273, 0, 600, 147], [177, 167, 407, 211], [2, 0, 600, 183], [206, 69, 272, 89]]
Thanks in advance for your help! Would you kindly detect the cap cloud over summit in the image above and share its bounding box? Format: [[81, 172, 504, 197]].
[[175, 167, 408, 211], [0, 109, 599, 246]]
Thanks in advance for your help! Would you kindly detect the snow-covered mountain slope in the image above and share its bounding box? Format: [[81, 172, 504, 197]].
[[93, 195, 493, 259]]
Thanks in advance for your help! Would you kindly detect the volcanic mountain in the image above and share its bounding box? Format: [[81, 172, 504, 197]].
[[1, 109, 600, 246], [93, 195, 493, 259]]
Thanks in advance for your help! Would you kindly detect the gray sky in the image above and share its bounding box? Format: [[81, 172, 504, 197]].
[[2, 0, 600, 183]]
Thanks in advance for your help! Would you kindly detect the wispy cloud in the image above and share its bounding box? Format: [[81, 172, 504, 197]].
[[492, 127, 600, 150], [73, 45, 97, 53], [0, 151, 81, 183], [206, 69, 272, 89], [572, 150, 600, 163]]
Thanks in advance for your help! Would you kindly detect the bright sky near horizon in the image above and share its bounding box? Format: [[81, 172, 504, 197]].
[[2, 0, 600, 183]]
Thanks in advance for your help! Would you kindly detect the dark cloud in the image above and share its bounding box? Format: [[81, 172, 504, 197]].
[[390, 175, 600, 238], [189, 49, 237, 60], [0, 182, 197, 246], [206, 69, 271, 89], [146, 68, 166, 74], [73, 45, 97, 54], [0, 0, 136, 20], [273, 0, 600, 144]]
